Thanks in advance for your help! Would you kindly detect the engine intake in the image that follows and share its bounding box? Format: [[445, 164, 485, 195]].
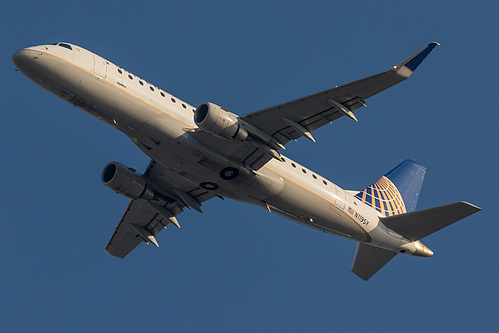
[[194, 102, 248, 140], [102, 162, 155, 200]]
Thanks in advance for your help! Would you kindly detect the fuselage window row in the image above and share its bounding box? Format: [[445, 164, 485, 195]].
[[283, 158, 326, 185], [113, 65, 192, 110]]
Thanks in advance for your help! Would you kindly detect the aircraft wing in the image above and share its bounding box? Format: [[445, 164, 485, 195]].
[[189, 43, 438, 170], [105, 160, 216, 258], [241, 43, 439, 146]]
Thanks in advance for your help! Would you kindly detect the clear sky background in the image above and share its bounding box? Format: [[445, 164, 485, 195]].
[[1, 0, 497, 332]]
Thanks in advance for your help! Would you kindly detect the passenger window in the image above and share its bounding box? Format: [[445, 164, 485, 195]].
[[302, 169, 306, 173], [139, 81, 144, 86], [182, 104, 187, 109], [171, 98, 176, 103], [323, 180, 327, 185], [160, 92, 165, 97], [291, 163, 296, 168], [312, 174, 317, 179], [150, 86, 155, 91], [128, 74, 133, 80], [117, 69, 123, 74]]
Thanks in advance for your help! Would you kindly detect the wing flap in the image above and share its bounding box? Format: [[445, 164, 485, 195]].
[[105, 199, 158, 258]]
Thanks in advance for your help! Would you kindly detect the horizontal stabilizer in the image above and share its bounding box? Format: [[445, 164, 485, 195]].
[[380, 201, 481, 241], [351, 243, 397, 281]]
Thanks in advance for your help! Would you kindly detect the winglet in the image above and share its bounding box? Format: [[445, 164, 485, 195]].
[[394, 42, 439, 76]]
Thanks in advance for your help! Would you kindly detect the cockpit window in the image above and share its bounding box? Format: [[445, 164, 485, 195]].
[[51, 42, 73, 50], [58, 43, 73, 50]]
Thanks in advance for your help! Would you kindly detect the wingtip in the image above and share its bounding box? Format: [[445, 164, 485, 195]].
[[459, 201, 482, 212], [351, 268, 371, 281], [395, 42, 439, 74]]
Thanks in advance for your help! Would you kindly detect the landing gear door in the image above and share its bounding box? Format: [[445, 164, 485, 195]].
[[93, 54, 107, 79]]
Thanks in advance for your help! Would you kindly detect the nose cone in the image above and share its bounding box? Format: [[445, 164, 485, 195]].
[[12, 48, 38, 75], [12, 49, 30, 72]]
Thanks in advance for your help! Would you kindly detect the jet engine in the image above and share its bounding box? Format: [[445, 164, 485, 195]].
[[101, 162, 155, 200], [194, 102, 248, 140]]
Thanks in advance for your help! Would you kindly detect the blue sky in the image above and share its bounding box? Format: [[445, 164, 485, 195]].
[[2, 0, 497, 331]]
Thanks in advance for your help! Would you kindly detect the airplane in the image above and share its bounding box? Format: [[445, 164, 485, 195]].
[[12, 41, 481, 280]]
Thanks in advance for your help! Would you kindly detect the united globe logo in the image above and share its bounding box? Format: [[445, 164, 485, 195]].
[[355, 176, 406, 216]]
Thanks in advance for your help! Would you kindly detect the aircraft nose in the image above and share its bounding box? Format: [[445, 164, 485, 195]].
[[12, 48, 38, 74]]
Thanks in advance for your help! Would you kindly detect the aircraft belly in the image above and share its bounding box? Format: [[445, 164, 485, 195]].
[[265, 178, 368, 241], [131, 116, 285, 203], [130, 114, 369, 242]]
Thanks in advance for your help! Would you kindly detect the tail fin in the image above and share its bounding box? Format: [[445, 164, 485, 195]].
[[355, 160, 426, 216], [351, 160, 481, 281]]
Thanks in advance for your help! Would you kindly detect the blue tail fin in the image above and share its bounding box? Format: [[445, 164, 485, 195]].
[[355, 160, 427, 216]]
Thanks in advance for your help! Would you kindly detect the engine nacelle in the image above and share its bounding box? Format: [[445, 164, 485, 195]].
[[101, 162, 155, 200], [194, 102, 248, 140]]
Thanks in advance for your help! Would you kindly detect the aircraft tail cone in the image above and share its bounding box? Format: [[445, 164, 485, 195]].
[[413, 241, 433, 257]]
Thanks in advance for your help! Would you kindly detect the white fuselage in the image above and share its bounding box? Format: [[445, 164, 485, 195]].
[[13, 43, 425, 255]]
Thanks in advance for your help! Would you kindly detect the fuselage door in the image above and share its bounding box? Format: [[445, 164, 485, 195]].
[[334, 185, 346, 210], [93, 54, 107, 79]]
